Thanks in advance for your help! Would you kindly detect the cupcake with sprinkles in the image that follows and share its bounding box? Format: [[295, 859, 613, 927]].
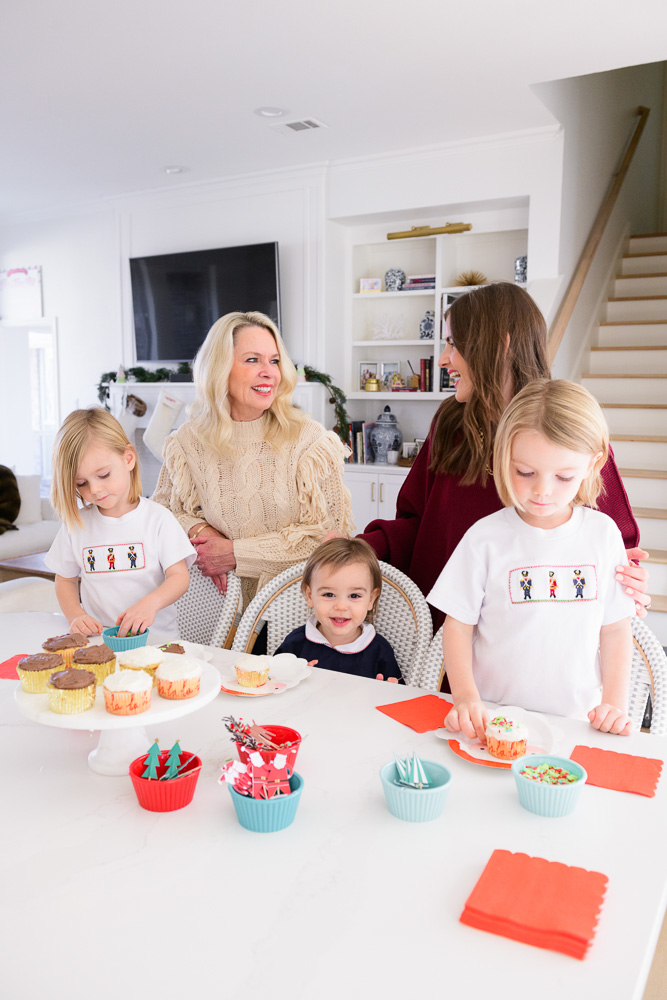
[[485, 715, 528, 760]]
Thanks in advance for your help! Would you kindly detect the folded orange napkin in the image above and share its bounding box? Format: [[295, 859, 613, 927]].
[[460, 850, 608, 960], [0, 655, 28, 680], [570, 745, 663, 798], [376, 693, 452, 733]]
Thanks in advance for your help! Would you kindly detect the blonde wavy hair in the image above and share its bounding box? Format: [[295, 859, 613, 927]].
[[51, 408, 142, 531], [494, 379, 608, 511], [188, 311, 304, 453]]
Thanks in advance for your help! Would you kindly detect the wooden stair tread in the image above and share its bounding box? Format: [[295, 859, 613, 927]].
[[608, 295, 667, 301], [630, 232, 667, 239], [590, 345, 667, 351], [633, 507, 667, 519], [647, 594, 667, 613], [600, 320, 667, 326], [624, 251, 667, 258], [600, 403, 667, 409], [617, 468, 667, 480], [646, 549, 667, 565], [581, 372, 667, 378], [615, 272, 667, 279], [611, 434, 667, 442]]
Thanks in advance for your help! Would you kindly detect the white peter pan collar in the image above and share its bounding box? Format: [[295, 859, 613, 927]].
[[305, 615, 376, 654]]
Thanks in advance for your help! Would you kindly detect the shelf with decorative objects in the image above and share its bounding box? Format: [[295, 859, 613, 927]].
[[346, 228, 527, 401]]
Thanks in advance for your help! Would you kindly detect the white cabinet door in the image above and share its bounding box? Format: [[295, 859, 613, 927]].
[[377, 474, 405, 519], [344, 471, 379, 532]]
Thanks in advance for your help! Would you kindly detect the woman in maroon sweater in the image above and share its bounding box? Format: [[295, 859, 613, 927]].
[[360, 283, 649, 630]]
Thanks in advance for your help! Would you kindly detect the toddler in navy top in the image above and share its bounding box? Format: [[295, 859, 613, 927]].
[[275, 538, 402, 682]]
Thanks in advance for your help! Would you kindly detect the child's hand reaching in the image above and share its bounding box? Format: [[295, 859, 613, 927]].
[[588, 703, 632, 736], [445, 698, 490, 742], [69, 614, 103, 636], [376, 673, 399, 684], [116, 598, 158, 638]]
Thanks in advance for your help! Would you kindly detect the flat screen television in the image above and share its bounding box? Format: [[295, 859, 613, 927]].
[[129, 241, 281, 362]]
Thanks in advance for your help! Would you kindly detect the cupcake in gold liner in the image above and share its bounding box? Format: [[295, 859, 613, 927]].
[[17, 653, 66, 693], [42, 633, 89, 667], [47, 668, 96, 714], [156, 657, 202, 700], [104, 669, 152, 715], [118, 645, 164, 686], [72, 643, 116, 685], [234, 653, 271, 688]]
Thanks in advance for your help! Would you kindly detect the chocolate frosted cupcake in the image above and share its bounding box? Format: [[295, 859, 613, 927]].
[[47, 668, 96, 714], [16, 653, 65, 693], [72, 643, 116, 685], [159, 643, 185, 655], [42, 633, 89, 667]]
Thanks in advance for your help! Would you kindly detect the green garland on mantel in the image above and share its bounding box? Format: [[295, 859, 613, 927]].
[[96, 362, 350, 444]]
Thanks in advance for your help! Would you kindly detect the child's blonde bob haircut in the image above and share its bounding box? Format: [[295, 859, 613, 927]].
[[302, 537, 383, 623], [51, 408, 142, 531], [188, 310, 303, 454], [494, 379, 609, 511]]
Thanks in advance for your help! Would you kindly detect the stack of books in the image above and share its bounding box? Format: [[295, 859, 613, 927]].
[[419, 358, 434, 392], [347, 421, 375, 463], [402, 274, 436, 291]]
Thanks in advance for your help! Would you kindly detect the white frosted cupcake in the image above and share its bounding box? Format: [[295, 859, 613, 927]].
[[234, 653, 271, 688], [155, 657, 202, 700], [485, 715, 528, 760], [103, 669, 152, 715], [118, 645, 164, 685]]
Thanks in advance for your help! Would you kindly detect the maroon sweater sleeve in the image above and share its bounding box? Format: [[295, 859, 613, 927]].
[[358, 434, 432, 573], [598, 447, 640, 549]]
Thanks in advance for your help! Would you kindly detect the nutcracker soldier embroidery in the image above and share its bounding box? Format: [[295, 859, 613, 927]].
[[86, 549, 96, 572], [519, 569, 532, 600], [573, 569, 586, 598], [107, 547, 116, 570], [548, 570, 557, 598], [127, 545, 138, 569]]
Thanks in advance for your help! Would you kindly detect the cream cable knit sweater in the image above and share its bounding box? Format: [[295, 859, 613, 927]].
[[152, 415, 355, 607]]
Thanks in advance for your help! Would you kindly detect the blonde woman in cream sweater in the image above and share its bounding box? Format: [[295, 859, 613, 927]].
[[152, 311, 355, 608]]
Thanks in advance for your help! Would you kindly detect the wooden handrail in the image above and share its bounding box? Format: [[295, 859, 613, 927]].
[[547, 106, 651, 364]]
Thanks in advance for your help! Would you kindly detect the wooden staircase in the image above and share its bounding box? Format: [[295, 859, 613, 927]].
[[581, 233, 667, 643]]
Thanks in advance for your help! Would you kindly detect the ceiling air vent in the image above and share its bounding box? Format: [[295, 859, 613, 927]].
[[270, 117, 328, 136]]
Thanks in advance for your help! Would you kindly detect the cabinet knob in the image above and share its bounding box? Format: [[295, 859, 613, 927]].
[[380, 483, 384, 503]]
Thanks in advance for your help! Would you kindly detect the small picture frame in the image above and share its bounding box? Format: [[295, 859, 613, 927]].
[[380, 361, 400, 380], [359, 361, 378, 389], [359, 277, 381, 293]]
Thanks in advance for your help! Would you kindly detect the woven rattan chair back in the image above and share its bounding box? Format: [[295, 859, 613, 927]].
[[418, 625, 446, 692], [231, 560, 432, 685], [176, 565, 242, 648], [628, 617, 667, 735]]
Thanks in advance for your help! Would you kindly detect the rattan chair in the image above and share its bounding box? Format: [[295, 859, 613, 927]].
[[418, 625, 446, 691], [628, 617, 667, 735], [175, 565, 243, 648], [231, 560, 433, 685]]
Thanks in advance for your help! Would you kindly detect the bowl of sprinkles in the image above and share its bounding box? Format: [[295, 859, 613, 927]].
[[511, 754, 587, 817]]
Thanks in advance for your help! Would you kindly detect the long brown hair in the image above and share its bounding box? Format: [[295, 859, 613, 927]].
[[430, 282, 550, 483]]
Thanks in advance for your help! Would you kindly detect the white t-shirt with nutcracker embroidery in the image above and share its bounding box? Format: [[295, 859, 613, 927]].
[[46, 497, 196, 638], [427, 505, 635, 719]]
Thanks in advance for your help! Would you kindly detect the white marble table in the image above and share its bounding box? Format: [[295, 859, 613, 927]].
[[1, 612, 666, 1000]]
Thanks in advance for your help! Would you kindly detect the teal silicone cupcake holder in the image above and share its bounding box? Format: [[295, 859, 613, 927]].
[[511, 754, 587, 817], [101, 626, 150, 653], [228, 772, 304, 832], [380, 760, 452, 822]]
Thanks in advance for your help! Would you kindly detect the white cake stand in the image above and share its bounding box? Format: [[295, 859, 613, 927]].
[[14, 660, 221, 776]]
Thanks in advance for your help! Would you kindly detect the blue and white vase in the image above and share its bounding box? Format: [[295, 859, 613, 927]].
[[369, 406, 403, 464], [419, 310, 435, 340]]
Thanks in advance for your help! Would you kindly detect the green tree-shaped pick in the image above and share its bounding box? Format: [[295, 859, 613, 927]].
[[142, 740, 161, 779], [163, 741, 183, 780]]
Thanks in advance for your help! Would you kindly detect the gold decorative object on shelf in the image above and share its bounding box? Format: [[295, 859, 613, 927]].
[[364, 377, 381, 392], [455, 270, 487, 287], [386, 223, 472, 241]]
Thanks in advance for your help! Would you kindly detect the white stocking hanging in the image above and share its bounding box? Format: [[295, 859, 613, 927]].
[[143, 390, 184, 460]]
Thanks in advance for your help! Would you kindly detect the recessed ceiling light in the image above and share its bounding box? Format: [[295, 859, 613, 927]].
[[164, 166, 185, 174], [254, 106, 288, 118]]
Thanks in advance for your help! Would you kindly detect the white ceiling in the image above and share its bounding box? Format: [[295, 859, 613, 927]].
[[3, 0, 667, 220]]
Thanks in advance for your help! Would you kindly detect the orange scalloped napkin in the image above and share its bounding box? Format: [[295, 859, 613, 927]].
[[570, 745, 663, 797], [460, 850, 608, 959], [376, 694, 452, 733], [0, 655, 28, 680]]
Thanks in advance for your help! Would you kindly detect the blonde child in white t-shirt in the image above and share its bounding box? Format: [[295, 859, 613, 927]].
[[427, 380, 635, 740], [46, 408, 195, 638]]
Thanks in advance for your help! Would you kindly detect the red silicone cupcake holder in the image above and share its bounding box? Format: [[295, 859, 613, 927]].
[[129, 751, 202, 812], [236, 724, 302, 772]]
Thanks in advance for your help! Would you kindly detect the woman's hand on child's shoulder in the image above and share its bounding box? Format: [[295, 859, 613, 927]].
[[69, 615, 103, 636], [445, 698, 490, 743], [588, 703, 632, 736]]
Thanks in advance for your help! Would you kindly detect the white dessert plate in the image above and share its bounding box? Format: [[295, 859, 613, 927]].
[[219, 654, 312, 697], [435, 706, 554, 770], [85, 636, 214, 663]]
